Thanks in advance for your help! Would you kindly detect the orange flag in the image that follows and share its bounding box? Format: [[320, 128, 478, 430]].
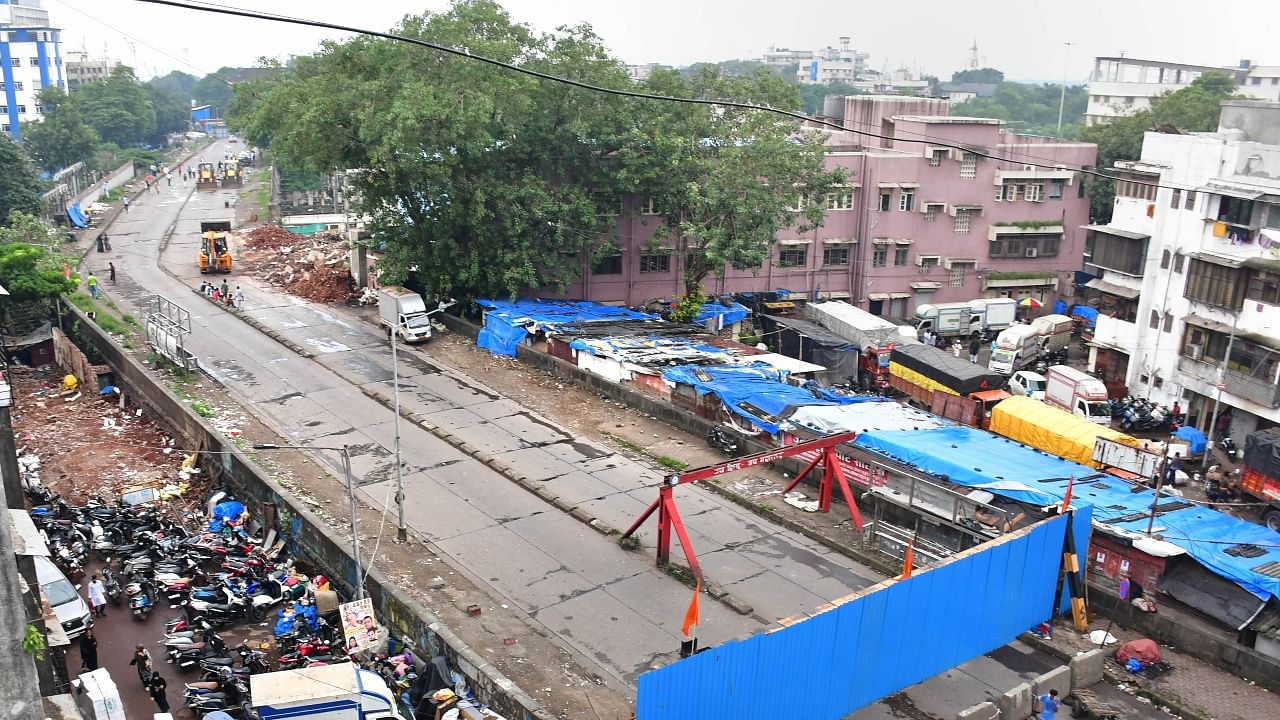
[[681, 581, 701, 637], [898, 540, 914, 580], [1061, 475, 1074, 513]]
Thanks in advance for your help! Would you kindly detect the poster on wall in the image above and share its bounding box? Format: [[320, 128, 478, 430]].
[[340, 598, 381, 654]]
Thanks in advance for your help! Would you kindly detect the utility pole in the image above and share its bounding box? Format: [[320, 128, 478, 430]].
[[1202, 315, 1240, 470], [1058, 42, 1074, 134], [391, 322, 406, 543]]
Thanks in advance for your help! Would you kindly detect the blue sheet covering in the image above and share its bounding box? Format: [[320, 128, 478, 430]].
[[855, 426, 1280, 602], [569, 335, 729, 362], [1174, 426, 1207, 455], [692, 302, 750, 329], [66, 202, 88, 229], [1069, 305, 1098, 329], [662, 364, 871, 433], [474, 298, 657, 356]]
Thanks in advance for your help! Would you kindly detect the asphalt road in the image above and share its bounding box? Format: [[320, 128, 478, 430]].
[[83, 142, 1168, 718]]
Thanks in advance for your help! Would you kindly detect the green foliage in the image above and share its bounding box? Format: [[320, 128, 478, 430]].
[[0, 138, 42, 223], [75, 66, 157, 146], [22, 623, 46, 661], [94, 143, 164, 174], [951, 82, 1088, 138], [668, 289, 707, 324], [148, 70, 199, 96], [951, 67, 1004, 84], [798, 81, 867, 115], [148, 85, 191, 143], [0, 210, 59, 246], [1080, 71, 1238, 222], [192, 68, 235, 112], [1002, 219, 1064, 229], [20, 88, 100, 173], [0, 240, 78, 301]]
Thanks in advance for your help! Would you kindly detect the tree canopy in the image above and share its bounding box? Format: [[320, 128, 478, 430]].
[[147, 85, 191, 144], [0, 139, 42, 225], [0, 237, 77, 302], [74, 66, 157, 146], [951, 82, 1088, 138], [234, 0, 840, 300], [20, 88, 99, 173], [192, 69, 235, 114], [951, 67, 1004, 84], [1080, 71, 1237, 222], [149, 70, 199, 96]]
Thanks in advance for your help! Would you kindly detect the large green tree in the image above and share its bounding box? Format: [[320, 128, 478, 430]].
[[19, 87, 100, 173], [0, 139, 42, 225], [192, 69, 235, 114], [1080, 71, 1237, 222], [620, 65, 844, 297], [952, 82, 1088, 138], [148, 85, 190, 143], [149, 70, 199, 97], [951, 67, 1004, 84], [0, 238, 77, 301], [74, 66, 157, 146]]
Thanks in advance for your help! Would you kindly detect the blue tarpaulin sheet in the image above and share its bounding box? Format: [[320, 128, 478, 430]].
[[661, 364, 869, 434], [569, 335, 729, 363], [1174, 426, 1207, 455], [66, 203, 88, 229], [855, 427, 1280, 602], [1053, 299, 1068, 315], [693, 302, 750, 329], [475, 298, 657, 356], [1069, 305, 1098, 328]]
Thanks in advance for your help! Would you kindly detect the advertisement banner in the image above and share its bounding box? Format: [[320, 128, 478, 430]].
[[339, 598, 380, 654]]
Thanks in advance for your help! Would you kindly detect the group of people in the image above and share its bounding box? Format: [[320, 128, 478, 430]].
[[919, 328, 985, 364], [75, 582, 170, 713], [200, 279, 246, 309]]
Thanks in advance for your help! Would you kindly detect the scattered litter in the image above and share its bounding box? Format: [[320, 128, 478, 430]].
[[63, 391, 81, 402], [242, 226, 356, 303], [783, 492, 820, 513], [1088, 630, 1118, 645]]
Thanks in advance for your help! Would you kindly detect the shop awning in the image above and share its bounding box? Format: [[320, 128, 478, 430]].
[[762, 301, 797, 310], [1084, 278, 1141, 300], [1183, 314, 1235, 334], [1191, 251, 1246, 268], [867, 292, 890, 301], [1197, 183, 1265, 201], [894, 238, 914, 245]]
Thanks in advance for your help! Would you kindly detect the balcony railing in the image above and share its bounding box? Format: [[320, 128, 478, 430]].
[[1177, 356, 1280, 408]]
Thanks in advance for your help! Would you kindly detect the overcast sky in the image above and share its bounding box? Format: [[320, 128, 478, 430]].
[[47, 0, 1280, 83]]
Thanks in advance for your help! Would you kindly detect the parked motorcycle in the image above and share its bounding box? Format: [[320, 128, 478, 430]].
[[707, 425, 743, 456]]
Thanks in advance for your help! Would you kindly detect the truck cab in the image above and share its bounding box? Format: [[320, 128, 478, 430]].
[[1044, 365, 1112, 424], [988, 324, 1040, 375], [252, 665, 412, 720]]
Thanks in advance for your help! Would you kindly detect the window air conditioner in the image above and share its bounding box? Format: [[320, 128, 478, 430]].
[[1025, 248, 1039, 258]]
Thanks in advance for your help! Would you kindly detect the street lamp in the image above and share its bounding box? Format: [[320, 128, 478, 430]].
[[1057, 42, 1074, 134], [253, 443, 366, 599]]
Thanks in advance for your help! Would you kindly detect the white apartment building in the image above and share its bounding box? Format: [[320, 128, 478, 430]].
[[1086, 57, 1280, 126], [0, 0, 63, 140], [64, 49, 115, 89], [1086, 101, 1280, 445], [762, 37, 871, 86]]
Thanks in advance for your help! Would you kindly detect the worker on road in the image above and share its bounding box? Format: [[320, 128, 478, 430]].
[[87, 272, 99, 299]]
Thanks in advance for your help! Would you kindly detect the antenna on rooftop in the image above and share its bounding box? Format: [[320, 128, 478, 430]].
[[969, 40, 979, 69]]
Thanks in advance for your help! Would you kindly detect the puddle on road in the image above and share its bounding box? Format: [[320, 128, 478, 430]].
[[208, 358, 259, 387]]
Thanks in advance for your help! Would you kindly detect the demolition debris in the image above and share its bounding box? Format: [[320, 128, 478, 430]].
[[241, 225, 356, 304]]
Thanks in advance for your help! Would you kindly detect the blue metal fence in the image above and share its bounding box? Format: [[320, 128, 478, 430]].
[[637, 509, 1090, 720]]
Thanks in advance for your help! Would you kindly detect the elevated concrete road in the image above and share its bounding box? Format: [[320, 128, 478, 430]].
[[89, 144, 884, 689]]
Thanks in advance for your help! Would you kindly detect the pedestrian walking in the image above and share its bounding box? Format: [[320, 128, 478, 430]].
[[87, 273, 99, 300], [969, 337, 981, 364], [86, 574, 107, 617], [130, 645, 153, 686], [122, 196, 130, 213], [166, 174, 171, 187], [233, 286, 244, 309], [108, 262, 117, 285], [1036, 689, 1061, 720], [79, 628, 98, 672], [952, 340, 962, 358], [148, 673, 170, 713]]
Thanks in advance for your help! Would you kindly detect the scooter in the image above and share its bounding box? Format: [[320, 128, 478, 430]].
[[101, 567, 124, 606], [128, 578, 157, 619], [707, 425, 743, 456]]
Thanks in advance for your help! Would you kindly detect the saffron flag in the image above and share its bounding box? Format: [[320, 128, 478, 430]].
[[1062, 475, 1074, 513], [682, 581, 701, 637], [898, 540, 914, 580]]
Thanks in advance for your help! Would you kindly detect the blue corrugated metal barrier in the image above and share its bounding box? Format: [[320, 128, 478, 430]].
[[636, 509, 1090, 720]]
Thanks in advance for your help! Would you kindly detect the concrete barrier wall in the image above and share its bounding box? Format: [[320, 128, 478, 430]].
[[61, 301, 552, 720]]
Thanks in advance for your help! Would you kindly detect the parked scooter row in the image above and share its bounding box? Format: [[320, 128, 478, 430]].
[[1112, 396, 1178, 432]]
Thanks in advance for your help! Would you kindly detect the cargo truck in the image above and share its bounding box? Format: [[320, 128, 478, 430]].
[[251, 664, 411, 720], [888, 343, 1009, 427], [988, 324, 1040, 375], [1092, 437, 1190, 485], [803, 301, 917, 389], [989, 395, 1138, 467], [378, 286, 433, 343], [1242, 428, 1280, 530], [1044, 365, 1112, 424], [1032, 313, 1073, 355], [913, 298, 1017, 340]]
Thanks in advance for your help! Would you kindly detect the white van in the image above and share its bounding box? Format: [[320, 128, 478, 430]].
[[35, 555, 92, 640]]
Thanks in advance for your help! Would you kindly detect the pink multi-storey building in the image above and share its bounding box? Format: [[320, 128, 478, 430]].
[[547, 96, 1097, 318]]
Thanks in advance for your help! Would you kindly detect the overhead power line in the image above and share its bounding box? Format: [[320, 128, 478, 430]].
[[137, 0, 1190, 192]]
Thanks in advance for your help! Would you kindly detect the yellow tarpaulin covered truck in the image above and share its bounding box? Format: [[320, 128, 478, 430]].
[[989, 395, 1137, 467]]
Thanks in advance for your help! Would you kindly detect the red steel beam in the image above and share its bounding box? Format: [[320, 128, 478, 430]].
[[674, 431, 858, 484]]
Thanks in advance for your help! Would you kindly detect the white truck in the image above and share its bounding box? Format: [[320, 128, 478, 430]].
[[251, 664, 411, 720], [378, 286, 434, 343], [1093, 437, 1191, 485], [1031, 313, 1073, 355], [1044, 365, 1113, 424], [988, 324, 1041, 375], [804, 301, 918, 350], [913, 298, 1017, 340]]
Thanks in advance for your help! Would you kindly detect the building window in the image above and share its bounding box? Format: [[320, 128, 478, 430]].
[[1184, 191, 1196, 210], [1216, 195, 1254, 225], [592, 254, 623, 275], [923, 204, 938, 222], [789, 195, 809, 212], [1049, 179, 1065, 199], [12, 81, 22, 91], [989, 233, 1061, 258], [898, 189, 914, 212], [1161, 249, 1171, 269], [960, 152, 976, 178], [1025, 183, 1043, 202], [1173, 253, 1185, 273], [1163, 313, 1174, 333], [639, 252, 671, 273], [918, 256, 940, 272], [9, 58, 19, 67], [1115, 178, 1157, 201], [948, 261, 974, 287], [1088, 229, 1146, 275], [33, 105, 42, 115], [1184, 258, 1244, 309], [826, 190, 854, 210], [929, 149, 945, 166], [778, 246, 808, 268], [29, 57, 38, 66], [1149, 310, 1161, 330], [822, 245, 849, 266], [1252, 77, 1263, 85], [1246, 270, 1280, 305], [641, 197, 660, 215], [872, 246, 887, 267], [15, 105, 25, 114], [953, 209, 971, 234], [894, 246, 909, 266], [0, 124, 9, 133], [878, 190, 892, 212], [1182, 326, 1230, 362], [1171, 189, 1182, 209]]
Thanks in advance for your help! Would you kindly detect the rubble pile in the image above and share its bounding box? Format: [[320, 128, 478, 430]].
[[8, 365, 204, 502], [240, 225, 355, 303]]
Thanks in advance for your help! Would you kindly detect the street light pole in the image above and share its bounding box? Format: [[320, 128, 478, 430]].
[[255, 443, 367, 598], [1202, 315, 1241, 470], [390, 321, 406, 543], [1058, 42, 1074, 134]]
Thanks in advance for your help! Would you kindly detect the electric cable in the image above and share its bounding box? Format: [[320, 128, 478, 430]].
[[134, 0, 1192, 193]]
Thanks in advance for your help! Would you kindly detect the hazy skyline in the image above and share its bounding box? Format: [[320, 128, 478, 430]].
[[46, 0, 1280, 83]]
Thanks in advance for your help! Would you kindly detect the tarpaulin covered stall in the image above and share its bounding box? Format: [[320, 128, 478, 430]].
[[661, 364, 866, 434], [758, 314, 860, 385], [889, 343, 1003, 396], [475, 298, 657, 356]]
